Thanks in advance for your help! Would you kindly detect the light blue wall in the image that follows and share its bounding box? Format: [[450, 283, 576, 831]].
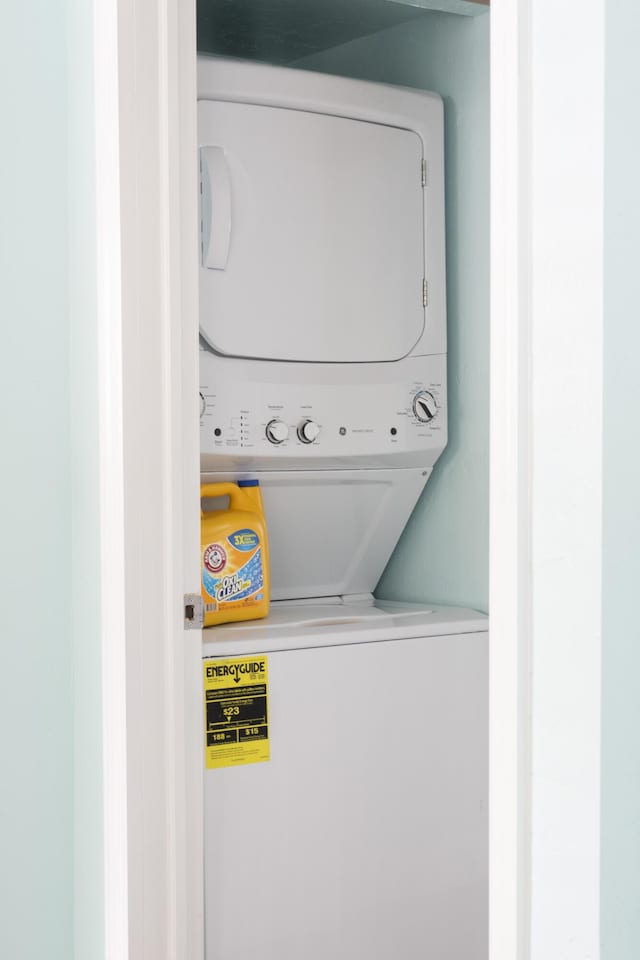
[[68, 0, 104, 956], [601, 2, 640, 956], [295, 12, 490, 612], [0, 3, 73, 958]]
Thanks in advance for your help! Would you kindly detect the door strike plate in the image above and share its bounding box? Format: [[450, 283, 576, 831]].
[[184, 593, 204, 630]]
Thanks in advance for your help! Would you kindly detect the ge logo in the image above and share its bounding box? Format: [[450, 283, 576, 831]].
[[204, 543, 227, 574]]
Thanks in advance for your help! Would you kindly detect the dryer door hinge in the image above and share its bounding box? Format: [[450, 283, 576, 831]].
[[184, 593, 204, 630], [423, 278, 428, 307], [421, 158, 427, 187]]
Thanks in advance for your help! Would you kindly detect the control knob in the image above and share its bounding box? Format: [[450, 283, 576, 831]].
[[413, 390, 437, 423], [199, 392, 206, 418], [265, 419, 289, 444], [297, 419, 320, 444]]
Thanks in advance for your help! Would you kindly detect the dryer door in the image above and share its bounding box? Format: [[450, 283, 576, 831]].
[[198, 100, 425, 364]]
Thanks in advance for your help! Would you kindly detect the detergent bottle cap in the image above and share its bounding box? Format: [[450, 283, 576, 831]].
[[238, 479, 260, 487]]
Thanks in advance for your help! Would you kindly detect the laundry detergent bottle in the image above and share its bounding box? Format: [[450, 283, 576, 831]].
[[200, 480, 270, 628]]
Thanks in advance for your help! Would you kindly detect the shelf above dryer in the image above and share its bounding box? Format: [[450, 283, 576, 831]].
[[197, 0, 489, 66]]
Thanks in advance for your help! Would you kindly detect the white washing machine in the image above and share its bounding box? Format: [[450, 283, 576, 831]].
[[203, 600, 488, 960], [197, 57, 487, 959]]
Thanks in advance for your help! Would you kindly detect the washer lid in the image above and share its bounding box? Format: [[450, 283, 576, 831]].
[[198, 99, 425, 364], [201, 602, 488, 656]]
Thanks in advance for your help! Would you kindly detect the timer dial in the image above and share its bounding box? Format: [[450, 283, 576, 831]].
[[297, 419, 320, 444], [265, 419, 289, 444], [413, 390, 437, 423]]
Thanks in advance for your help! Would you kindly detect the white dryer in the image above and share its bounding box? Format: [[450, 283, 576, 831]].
[[198, 56, 447, 601]]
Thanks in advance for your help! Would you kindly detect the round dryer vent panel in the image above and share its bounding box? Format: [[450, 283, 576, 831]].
[[198, 100, 425, 364]]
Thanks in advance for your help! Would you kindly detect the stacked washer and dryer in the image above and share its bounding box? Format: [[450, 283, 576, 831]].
[[198, 56, 487, 960]]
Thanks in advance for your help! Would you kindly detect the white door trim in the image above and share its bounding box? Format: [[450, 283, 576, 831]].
[[527, 2, 603, 957], [490, 1, 605, 958], [489, 2, 533, 958], [94, 0, 203, 956]]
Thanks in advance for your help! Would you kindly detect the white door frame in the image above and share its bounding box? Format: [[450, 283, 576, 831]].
[[94, 0, 203, 956], [93, 0, 605, 957], [490, 2, 604, 959], [489, 2, 532, 957]]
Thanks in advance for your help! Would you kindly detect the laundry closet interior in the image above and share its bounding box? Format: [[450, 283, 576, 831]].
[[195, 1, 489, 958]]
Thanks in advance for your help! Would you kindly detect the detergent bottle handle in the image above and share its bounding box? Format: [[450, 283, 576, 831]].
[[200, 482, 245, 518]]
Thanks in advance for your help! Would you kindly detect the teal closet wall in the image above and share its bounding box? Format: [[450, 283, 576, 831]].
[[1, 2, 104, 956], [68, 0, 104, 954], [0, 3, 73, 958], [601, 1, 640, 955], [295, 12, 490, 612]]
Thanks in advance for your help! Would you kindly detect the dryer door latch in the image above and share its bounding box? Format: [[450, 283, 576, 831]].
[[184, 593, 205, 630]]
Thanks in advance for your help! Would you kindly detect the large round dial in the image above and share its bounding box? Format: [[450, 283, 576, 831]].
[[265, 418, 289, 444], [297, 419, 320, 444], [199, 392, 206, 418], [413, 390, 437, 423]]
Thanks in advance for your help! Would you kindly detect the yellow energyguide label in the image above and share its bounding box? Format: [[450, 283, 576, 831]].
[[203, 655, 269, 769]]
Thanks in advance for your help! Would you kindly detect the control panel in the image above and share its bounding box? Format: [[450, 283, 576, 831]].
[[200, 352, 447, 470]]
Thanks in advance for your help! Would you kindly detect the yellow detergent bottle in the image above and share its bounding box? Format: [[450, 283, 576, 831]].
[[200, 480, 270, 628]]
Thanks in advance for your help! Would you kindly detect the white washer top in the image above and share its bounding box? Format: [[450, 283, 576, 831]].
[[202, 599, 488, 657]]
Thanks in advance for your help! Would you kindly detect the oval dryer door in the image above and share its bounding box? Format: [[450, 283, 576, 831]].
[[198, 100, 425, 364]]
